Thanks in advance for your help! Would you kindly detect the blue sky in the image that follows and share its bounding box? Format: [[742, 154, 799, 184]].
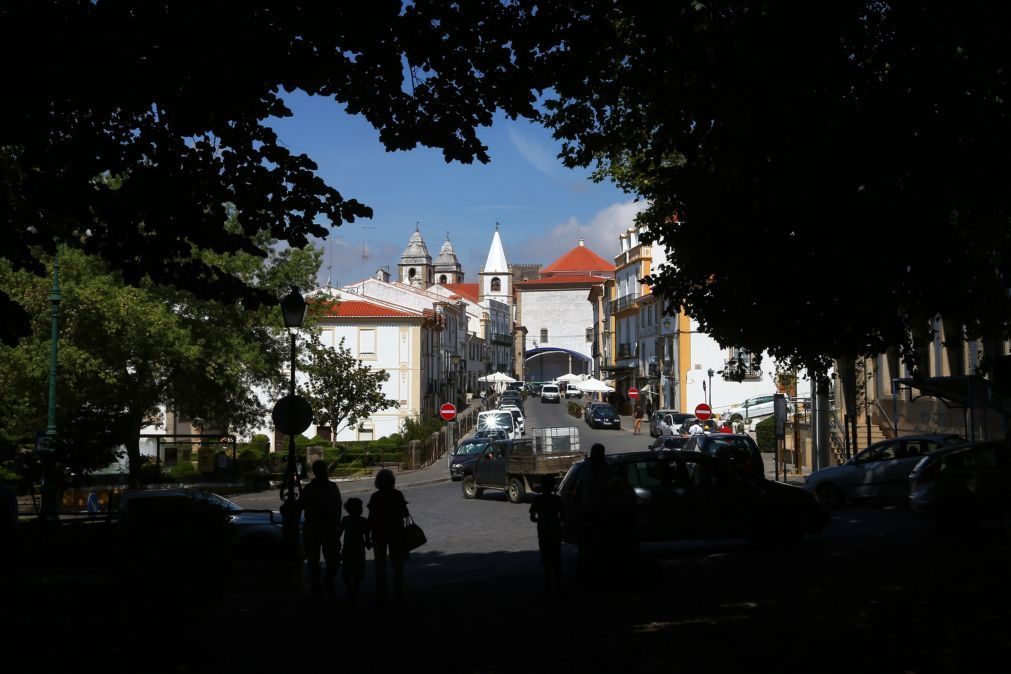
[[268, 91, 647, 286]]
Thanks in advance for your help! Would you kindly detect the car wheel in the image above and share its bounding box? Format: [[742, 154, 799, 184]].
[[507, 477, 526, 503], [814, 482, 845, 509], [462, 475, 479, 499]]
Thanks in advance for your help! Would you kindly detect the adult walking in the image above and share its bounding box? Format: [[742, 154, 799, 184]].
[[368, 468, 409, 606], [633, 406, 644, 435], [299, 459, 342, 601], [574, 443, 611, 583]]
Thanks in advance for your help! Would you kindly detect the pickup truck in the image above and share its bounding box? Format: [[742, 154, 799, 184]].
[[460, 427, 583, 503]]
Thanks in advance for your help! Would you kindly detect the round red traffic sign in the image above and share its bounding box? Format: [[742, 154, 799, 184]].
[[628, 387, 639, 400], [694, 403, 713, 420], [440, 403, 457, 421]]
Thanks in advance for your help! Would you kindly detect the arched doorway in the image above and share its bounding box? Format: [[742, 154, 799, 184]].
[[524, 346, 591, 382]]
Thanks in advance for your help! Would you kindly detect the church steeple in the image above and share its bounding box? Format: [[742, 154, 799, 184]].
[[480, 225, 511, 304], [434, 233, 464, 285], [398, 225, 433, 287]]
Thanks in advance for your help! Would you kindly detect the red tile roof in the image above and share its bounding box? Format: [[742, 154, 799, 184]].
[[516, 275, 611, 287], [540, 245, 615, 275], [443, 283, 480, 302], [316, 300, 419, 319]]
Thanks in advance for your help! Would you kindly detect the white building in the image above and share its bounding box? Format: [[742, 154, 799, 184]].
[[518, 238, 615, 382]]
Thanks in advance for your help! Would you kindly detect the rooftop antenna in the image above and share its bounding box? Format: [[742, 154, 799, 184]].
[[324, 235, 334, 289], [360, 224, 375, 278]]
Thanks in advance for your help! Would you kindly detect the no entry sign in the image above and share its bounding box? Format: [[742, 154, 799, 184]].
[[440, 403, 457, 421], [694, 403, 713, 420], [628, 387, 639, 400]]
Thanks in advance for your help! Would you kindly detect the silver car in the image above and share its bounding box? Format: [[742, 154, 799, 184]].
[[804, 433, 964, 508]]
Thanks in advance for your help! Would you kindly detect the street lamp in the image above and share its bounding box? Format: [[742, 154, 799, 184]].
[[707, 368, 714, 407], [278, 286, 307, 555]]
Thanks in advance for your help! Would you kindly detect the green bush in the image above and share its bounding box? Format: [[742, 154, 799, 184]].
[[755, 417, 776, 453], [400, 416, 443, 444], [567, 401, 583, 418], [138, 456, 165, 483], [169, 460, 198, 481]]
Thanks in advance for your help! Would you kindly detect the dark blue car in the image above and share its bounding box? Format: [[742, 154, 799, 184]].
[[587, 403, 621, 430]]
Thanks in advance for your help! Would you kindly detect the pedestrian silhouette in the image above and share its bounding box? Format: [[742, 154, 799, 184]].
[[574, 443, 611, 583], [529, 474, 565, 597], [368, 468, 409, 606], [337, 497, 371, 605], [600, 474, 639, 588], [298, 459, 342, 601]]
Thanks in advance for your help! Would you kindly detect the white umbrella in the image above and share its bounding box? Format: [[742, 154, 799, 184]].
[[479, 372, 516, 383], [555, 372, 581, 383], [576, 377, 615, 393]]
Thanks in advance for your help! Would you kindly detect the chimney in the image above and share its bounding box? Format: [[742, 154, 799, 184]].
[[375, 267, 391, 283]]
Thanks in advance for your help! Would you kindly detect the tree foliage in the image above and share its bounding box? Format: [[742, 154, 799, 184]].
[[0, 227, 320, 485], [0, 1, 541, 345], [298, 333, 398, 447], [532, 2, 1011, 373]]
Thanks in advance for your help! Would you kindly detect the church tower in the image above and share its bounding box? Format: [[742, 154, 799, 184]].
[[398, 225, 433, 287], [434, 234, 465, 285], [479, 223, 511, 305]]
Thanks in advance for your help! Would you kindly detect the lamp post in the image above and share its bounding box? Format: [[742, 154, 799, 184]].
[[39, 243, 61, 520], [707, 368, 714, 408], [278, 286, 307, 556]]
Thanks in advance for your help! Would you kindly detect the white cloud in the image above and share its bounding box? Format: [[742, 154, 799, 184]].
[[507, 127, 560, 178], [513, 200, 648, 264]]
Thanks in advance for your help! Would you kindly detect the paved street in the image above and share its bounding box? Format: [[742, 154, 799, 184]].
[[8, 400, 1011, 673]]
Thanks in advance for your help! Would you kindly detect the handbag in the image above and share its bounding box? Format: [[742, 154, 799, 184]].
[[403, 513, 427, 551]]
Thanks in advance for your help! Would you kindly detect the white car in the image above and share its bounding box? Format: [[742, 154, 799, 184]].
[[564, 384, 583, 399], [540, 383, 561, 403], [499, 404, 525, 434], [804, 433, 965, 508], [725, 394, 785, 422]]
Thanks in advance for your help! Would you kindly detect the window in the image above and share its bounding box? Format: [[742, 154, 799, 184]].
[[586, 327, 593, 342], [439, 274, 447, 284], [491, 277, 501, 292], [358, 425, 374, 441], [540, 328, 548, 343], [408, 268, 416, 279], [358, 328, 376, 358]]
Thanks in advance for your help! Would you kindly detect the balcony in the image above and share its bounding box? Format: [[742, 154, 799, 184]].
[[614, 243, 650, 269], [491, 332, 512, 345], [609, 293, 640, 315]]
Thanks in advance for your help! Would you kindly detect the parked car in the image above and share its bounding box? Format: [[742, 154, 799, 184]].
[[565, 384, 583, 399], [540, 383, 561, 403], [681, 432, 765, 479], [655, 412, 698, 437], [118, 488, 287, 562], [584, 401, 608, 423], [649, 409, 680, 437], [724, 394, 782, 422], [557, 451, 829, 545], [586, 403, 621, 430], [805, 433, 965, 508], [500, 405, 525, 435], [649, 435, 690, 452], [909, 440, 1010, 528], [449, 437, 494, 480]]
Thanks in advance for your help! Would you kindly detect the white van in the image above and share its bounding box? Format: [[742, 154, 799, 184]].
[[477, 409, 518, 440], [540, 383, 561, 404]]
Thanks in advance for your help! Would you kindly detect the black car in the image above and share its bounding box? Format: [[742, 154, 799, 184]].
[[649, 435, 689, 452], [682, 433, 765, 479], [587, 403, 621, 429], [449, 438, 493, 480], [909, 440, 1010, 528], [583, 401, 609, 424], [558, 451, 828, 544]]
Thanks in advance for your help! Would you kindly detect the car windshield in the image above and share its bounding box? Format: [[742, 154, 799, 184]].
[[594, 405, 616, 414], [455, 441, 488, 456], [478, 412, 513, 431]]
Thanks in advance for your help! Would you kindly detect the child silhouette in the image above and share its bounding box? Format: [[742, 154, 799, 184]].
[[529, 474, 566, 597], [337, 497, 371, 605]]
